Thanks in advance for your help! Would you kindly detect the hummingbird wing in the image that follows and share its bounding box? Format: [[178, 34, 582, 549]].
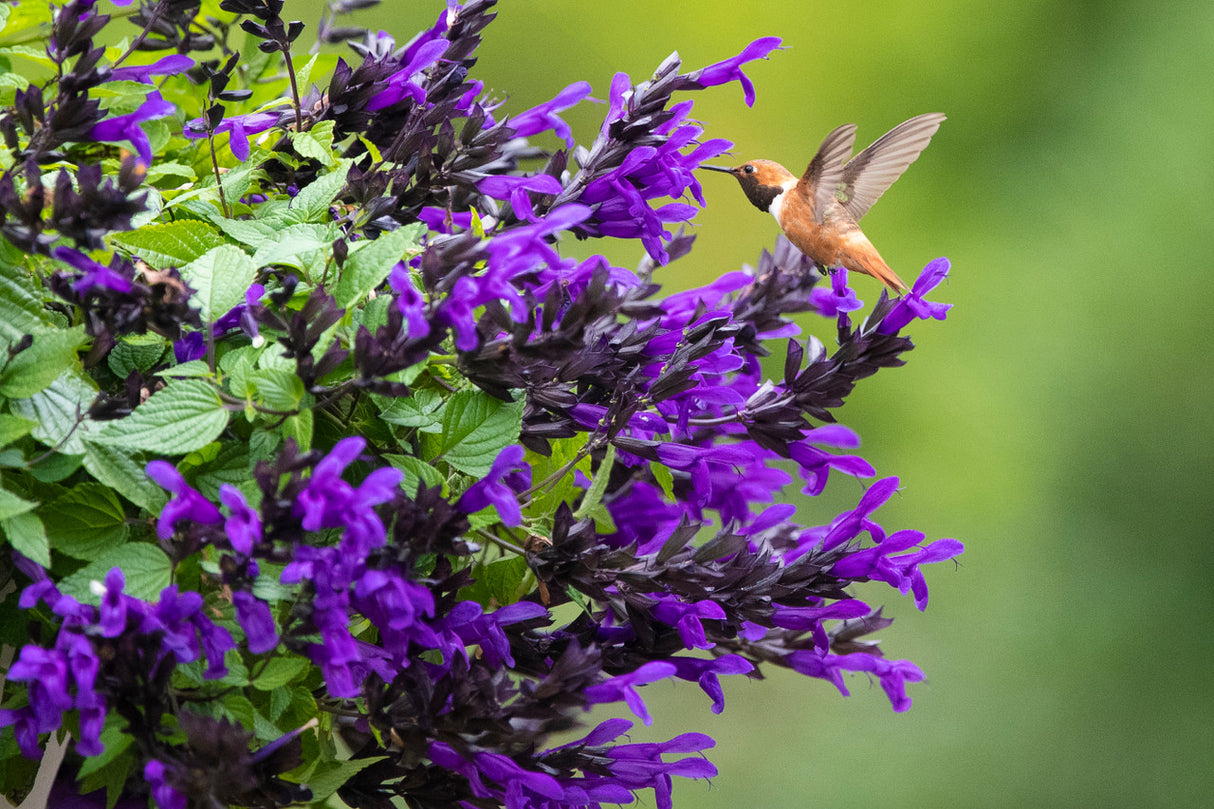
[[800, 123, 857, 223], [836, 112, 946, 221]]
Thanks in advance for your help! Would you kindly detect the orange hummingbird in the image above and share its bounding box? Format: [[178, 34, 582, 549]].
[[703, 112, 945, 294]]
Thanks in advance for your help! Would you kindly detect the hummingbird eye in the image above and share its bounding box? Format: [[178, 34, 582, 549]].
[[742, 164, 755, 175]]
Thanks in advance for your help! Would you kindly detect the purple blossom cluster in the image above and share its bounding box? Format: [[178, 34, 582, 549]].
[[0, 0, 963, 807]]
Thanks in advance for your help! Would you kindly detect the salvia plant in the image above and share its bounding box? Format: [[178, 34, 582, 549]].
[[0, 0, 963, 807]]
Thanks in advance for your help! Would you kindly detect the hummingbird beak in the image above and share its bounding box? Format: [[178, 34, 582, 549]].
[[699, 165, 734, 174]]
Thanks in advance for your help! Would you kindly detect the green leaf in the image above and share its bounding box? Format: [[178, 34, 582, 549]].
[[0, 413, 36, 449], [0, 325, 87, 398], [40, 482, 129, 561], [179, 244, 258, 323], [109, 219, 225, 267], [574, 443, 615, 520], [219, 693, 257, 728], [251, 655, 310, 691], [82, 442, 167, 512], [76, 715, 134, 780], [385, 453, 446, 495], [434, 390, 524, 476], [57, 543, 172, 604], [277, 160, 350, 225], [467, 555, 530, 607], [291, 130, 336, 167], [303, 756, 387, 801], [0, 485, 36, 520], [213, 216, 279, 250], [9, 371, 100, 455], [107, 333, 167, 378], [161, 359, 213, 378], [91, 378, 230, 455], [0, 245, 50, 342], [376, 387, 442, 429], [651, 460, 675, 500], [1, 509, 49, 567], [249, 223, 336, 271], [334, 222, 425, 309], [27, 450, 83, 483], [249, 368, 305, 411], [281, 407, 313, 451]]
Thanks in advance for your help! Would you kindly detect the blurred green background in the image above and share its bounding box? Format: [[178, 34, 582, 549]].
[[309, 1, 1211, 806]]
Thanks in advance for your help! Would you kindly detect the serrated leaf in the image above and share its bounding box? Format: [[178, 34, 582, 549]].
[[0, 486, 36, 520], [303, 756, 387, 801], [214, 216, 279, 250], [251, 655, 310, 690], [82, 442, 166, 512], [1, 509, 50, 567], [574, 443, 615, 520], [219, 693, 257, 727], [0, 325, 87, 398], [92, 378, 230, 455], [249, 368, 304, 411], [109, 220, 225, 267], [76, 717, 134, 780], [0, 251, 50, 341], [281, 407, 312, 451], [435, 390, 524, 476], [377, 388, 442, 428], [651, 461, 675, 499], [334, 223, 424, 309], [40, 482, 129, 561], [249, 223, 335, 270], [385, 454, 446, 495], [0, 413, 36, 449], [107, 333, 167, 378], [161, 359, 213, 378], [277, 160, 350, 225], [9, 370, 100, 455], [179, 244, 258, 323], [469, 555, 530, 607], [57, 543, 172, 604], [291, 130, 335, 167], [27, 450, 83, 483]]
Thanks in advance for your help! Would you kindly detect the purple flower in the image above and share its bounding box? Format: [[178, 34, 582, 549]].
[[146, 461, 222, 538], [508, 81, 592, 147], [219, 484, 261, 555], [788, 650, 926, 712], [683, 37, 784, 106], [232, 590, 278, 654], [878, 257, 953, 334], [110, 54, 193, 84], [172, 331, 206, 363], [52, 246, 132, 294], [668, 654, 754, 714], [789, 425, 876, 496], [388, 263, 431, 339], [651, 597, 726, 650], [809, 268, 863, 317], [144, 760, 186, 809], [584, 661, 678, 725], [96, 568, 128, 637], [89, 91, 176, 165], [366, 38, 448, 111], [184, 111, 280, 162], [457, 445, 531, 526]]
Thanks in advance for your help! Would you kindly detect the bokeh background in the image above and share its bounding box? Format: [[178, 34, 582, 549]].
[[303, 1, 1212, 806]]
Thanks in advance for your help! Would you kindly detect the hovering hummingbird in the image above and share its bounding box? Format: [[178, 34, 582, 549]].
[[703, 112, 945, 294]]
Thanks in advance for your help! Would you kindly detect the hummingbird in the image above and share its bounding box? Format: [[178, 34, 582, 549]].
[[703, 112, 945, 294]]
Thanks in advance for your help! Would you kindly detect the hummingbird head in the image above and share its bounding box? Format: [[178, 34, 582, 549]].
[[701, 159, 796, 214]]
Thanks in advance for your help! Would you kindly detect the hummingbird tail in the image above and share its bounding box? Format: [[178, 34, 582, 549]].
[[852, 252, 910, 295]]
